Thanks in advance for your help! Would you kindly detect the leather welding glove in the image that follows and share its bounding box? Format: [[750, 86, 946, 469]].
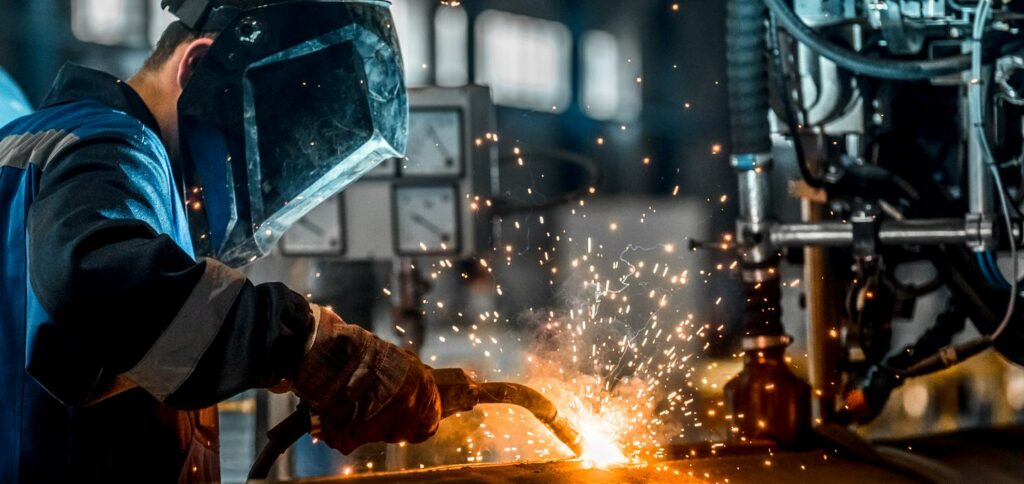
[[291, 305, 441, 454]]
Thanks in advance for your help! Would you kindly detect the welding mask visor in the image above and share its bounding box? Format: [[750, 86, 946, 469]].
[[177, 0, 406, 266]]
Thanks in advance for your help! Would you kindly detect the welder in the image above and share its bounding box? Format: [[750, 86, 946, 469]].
[[0, 1, 441, 482]]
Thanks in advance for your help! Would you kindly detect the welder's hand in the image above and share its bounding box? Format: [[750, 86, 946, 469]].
[[291, 305, 441, 454]]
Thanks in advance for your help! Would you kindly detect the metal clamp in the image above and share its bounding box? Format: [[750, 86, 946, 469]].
[[851, 211, 881, 258], [964, 213, 994, 251]]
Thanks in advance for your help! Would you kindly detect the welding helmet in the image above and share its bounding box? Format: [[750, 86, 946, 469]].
[[164, 0, 407, 266]]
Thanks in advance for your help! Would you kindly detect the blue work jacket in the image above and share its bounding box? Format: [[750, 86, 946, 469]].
[[0, 64, 312, 483]]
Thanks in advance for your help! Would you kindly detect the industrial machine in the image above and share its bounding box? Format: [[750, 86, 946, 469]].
[[719, 0, 1024, 449]]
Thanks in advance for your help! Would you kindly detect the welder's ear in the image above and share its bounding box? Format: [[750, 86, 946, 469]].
[[176, 37, 214, 90]]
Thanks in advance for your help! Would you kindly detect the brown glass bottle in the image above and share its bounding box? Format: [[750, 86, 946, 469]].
[[724, 346, 812, 447]]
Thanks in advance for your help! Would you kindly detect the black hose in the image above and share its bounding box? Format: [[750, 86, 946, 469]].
[[727, 0, 786, 340], [764, 0, 972, 80], [727, 0, 773, 155], [247, 405, 313, 481]]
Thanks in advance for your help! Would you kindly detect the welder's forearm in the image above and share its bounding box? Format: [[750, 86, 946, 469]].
[[28, 141, 314, 406], [31, 228, 314, 408], [31, 219, 314, 407], [163, 280, 314, 409], [32, 225, 314, 408]]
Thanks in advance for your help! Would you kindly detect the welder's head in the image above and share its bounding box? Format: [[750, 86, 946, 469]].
[[155, 0, 407, 266]]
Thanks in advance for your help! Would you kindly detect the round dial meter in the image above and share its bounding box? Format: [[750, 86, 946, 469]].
[[402, 110, 463, 177], [394, 185, 459, 255], [280, 195, 344, 255]]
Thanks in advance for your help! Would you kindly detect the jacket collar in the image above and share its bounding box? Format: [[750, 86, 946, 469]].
[[41, 63, 163, 139]]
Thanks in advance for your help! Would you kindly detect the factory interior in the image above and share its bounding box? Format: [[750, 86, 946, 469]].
[[2, 0, 1024, 482]]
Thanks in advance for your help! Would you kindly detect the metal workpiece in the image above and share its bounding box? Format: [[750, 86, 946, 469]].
[[767, 217, 995, 248], [278, 425, 1024, 484]]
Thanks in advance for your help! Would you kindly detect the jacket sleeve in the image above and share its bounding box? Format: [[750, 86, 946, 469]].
[[28, 137, 314, 409]]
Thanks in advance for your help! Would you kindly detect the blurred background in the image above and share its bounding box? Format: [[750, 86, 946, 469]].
[[2, 1, 1023, 482]]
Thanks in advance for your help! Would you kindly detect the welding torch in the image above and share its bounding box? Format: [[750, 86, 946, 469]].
[[247, 368, 584, 480]]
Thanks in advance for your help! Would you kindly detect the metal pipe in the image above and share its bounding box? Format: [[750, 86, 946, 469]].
[[801, 187, 840, 423], [769, 218, 992, 248], [737, 168, 771, 227], [965, 41, 993, 223]]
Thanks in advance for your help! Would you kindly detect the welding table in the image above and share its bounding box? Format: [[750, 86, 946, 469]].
[[284, 425, 1024, 483]]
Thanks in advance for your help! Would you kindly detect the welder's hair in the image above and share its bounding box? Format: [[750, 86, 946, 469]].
[[142, 21, 213, 72], [143, 1, 268, 72]]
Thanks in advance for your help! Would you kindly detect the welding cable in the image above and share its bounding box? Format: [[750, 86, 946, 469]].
[[978, 250, 1010, 289], [970, 248, 995, 286], [763, 0, 973, 80], [985, 251, 1012, 289], [248, 404, 313, 480], [976, 251, 1009, 289], [768, 13, 825, 189], [975, 251, 996, 287]]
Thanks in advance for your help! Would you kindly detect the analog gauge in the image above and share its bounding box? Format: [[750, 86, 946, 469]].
[[394, 185, 459, 255], [364, 157, 397, 178], [280, 195, 344, 255], [401, 110, 463, 177]]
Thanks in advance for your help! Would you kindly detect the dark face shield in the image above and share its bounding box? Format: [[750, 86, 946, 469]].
[[177, 1, 406, 266]]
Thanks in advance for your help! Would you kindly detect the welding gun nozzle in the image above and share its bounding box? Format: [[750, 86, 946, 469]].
[[433, 369, 585, 456], [470, 379, 586, 458], [548, 415, 585, 457]]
